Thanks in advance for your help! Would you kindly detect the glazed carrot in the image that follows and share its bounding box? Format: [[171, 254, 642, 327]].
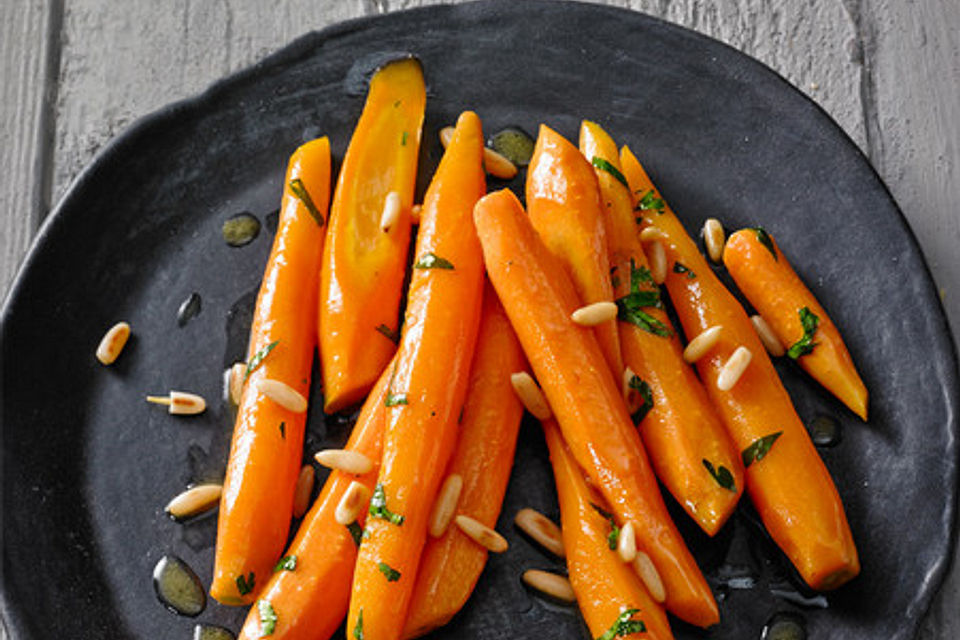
[[347, 111, 487, 640], [579, 121, 743, 536], [526, 124, 622, 376], [543, 419, 673, 640], [319, 58, 426, 412], [211, 137, 331, 605], [403, 285, 526, 638], [236, 362, 391, 640], [723, 228, 868, 420], [474, 189, 718, 628], [620, 145, 859, 590]]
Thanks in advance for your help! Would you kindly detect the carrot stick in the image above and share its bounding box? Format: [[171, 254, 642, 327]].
[[526, 124, 623, 377], [620, 145, 859, 590], [579, 121, 743, 536], [543, 419, 674, 640], [319, 58, 426, 412], [723, 228, 868, 420], [347, 111, 487, 640], [402, 285, 526, 638], [236, 361, 391, 639], [211, 137, 331, 605], [474, 188, 718, 628]]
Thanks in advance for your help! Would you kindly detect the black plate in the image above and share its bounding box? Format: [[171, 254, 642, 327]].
[[2, 1, 958, 638]]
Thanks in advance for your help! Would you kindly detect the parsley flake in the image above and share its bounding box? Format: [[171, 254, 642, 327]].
[[590, 502, 621, 550], [274, 555, 297, 572], [377, 561, 401, 582], [635, 190, 665, 216], [742, 431, 784, 468], [702, 459, 736, 492], [751, 227, 777, 260], [375, 323, 400, 344], [257, 599, 277, 637], [627, 374, 654, 424], [289, 178, 325, 226], [591, 157, 629, 188], [279, 421, 286, 439], [787, 307, 820, 359], [385, 393, 408, 407], [245, 341, 279, 382], [347, 521, 366, 547], [369, 483, 405, 525], [401, 131, 409, 146], [353, 608, 365, 640], [597, 608, 646, 640], [414, 252, 455, 270], [673, 262, 696, 279], [236, 571, 255, 596], [615, 259, 672, 338]]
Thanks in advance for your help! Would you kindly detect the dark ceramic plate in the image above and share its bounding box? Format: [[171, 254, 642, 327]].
[[2, 1, 958, 639]]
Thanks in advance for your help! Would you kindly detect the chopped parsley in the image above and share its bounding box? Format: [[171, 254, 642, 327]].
[[634, 189, 665, 217], [245, 341, 279, 382], [787, 307, 820, 359], [702, 459, 736, 492], [401, 131, 409, 146], [385, 393, 408, 407], [236, 571, 255, 596], [591, 157, 629, 188], [375, 323, 400, 344], [596, 608, 646, 640], [278, 421, 286, 439], [591, 502, 621, 550], [742, 431, 784, 468], [347, 521, 366, 547], [615, 259, 672, 338], [377, 561, 401, 582], [627, 374, 654, 424], [353, 608, 365, 640], [289, 178, 325, 226], [413, 252, 455, 270], [369, 483, 405, 526], [257, 599, 277, 637], [673, 262, 696, 279], [274, 555, 297, 572], [751, 227, 777, 260]]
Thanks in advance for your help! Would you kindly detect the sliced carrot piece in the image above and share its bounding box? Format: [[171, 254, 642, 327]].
[[620, 145, 859, 590], [723, 228, 868, 420], [211, 137, 331, 605], [403, 285, 526, 638], [347, 111, 487, 640], [579, 120, 743, 536], [474, 188, 718, 628], [319, 58, 426, 412]]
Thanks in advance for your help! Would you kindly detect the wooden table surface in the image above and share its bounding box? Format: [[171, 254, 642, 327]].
[[2, 0, 958, 637]]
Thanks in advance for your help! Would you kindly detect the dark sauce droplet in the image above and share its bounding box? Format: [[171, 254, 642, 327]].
[[194, 624, 236, 640], [807, 415, 841, 447], [761, 612, 807, 640], [222, 213, 261, 247], [152, 555, 206, 617], [177, 292, 202, 327], [489, 127, 535, 167]]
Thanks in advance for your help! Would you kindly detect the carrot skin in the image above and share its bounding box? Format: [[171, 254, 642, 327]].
[[347, 111, 487, 640], [319, 58, 426, 412], [474, 189, 718, 628], [723, 229, 868, 420], [620, 145, 859, 591], [402, 285, 526, 638], [211, 137, 331, 605]]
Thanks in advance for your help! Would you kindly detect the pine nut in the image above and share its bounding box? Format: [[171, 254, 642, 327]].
[[411, 203, 422, 224], [96, 321, 131, 365], [683, 325, 723, 363], [751, 314, 785, 357], [440, 126, 517, 179], [314, 449, 373, 475], [621, 367, 642, 415], [380, 191, 402, 232], [633, 551, 666, 603], [522, 569, 576, 603], [455, 515, 508, 553], [639, 227, 666, 243], [645, 241, 667, 284], [257, 378, 308, 413], [228, 362, 245, 405], [510, 372, 552, 420], [617, 521, 638, 563], [292, 465, 314, 519], [335, 481, 371, 526], [165, 484, 222, 519], [439, 126, 455, 147], [146, 391, 206, 415], [702, 218, 726, 263], [570, 301, 618, 326], [716, 346, 753, 391], [515, 508, 564, 557], [428, 474, 463, 537]]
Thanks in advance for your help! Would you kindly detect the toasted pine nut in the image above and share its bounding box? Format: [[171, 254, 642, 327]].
[[522, 569, 576, 603], [751, 314, 785, 357], [165, 484, 222, 519], [455, 515, 508, 553], [617, 521, 638, 563], [633, 551, 666, 603], [257, 378, 308, 413], [639, 227, 666, 242], [716, 346, 753, 391], [411, 203, 422, 224], [702, 218, 726, 263], [314, 449, 373, 475], [645, 241, 667, 284], [510, 372, 552, 420], [146, 391, 207, 415], [335, 481, 371, 526], [440, 126, 517, 179], [292, 465, 314, 518], [621, 367, 642, 415], [683, 325, 723, 363], [515, 508, 564, 557], [439, 126, 455, 147], [428, 474, 463, 537], [96, 321, 131, 365], [380, 191, 402, 232], [228, 362, 245, 405], [570, 301, 618, 327]]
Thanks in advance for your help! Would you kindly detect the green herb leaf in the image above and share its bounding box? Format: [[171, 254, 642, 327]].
[[673, 262, 696, 279], [590, 502, 621, 550], [236, 571, 255, 596], [751, 227, 777, 260], [375, 323, 400, 344], [377, 561, 401, 582], [353, 608, 364, 640], [634, 190, 665, 215], [385, 393, 408, 407], [742, 431, 784, 468], [401, 131, 409, 146], [614, 260, 671, 337], [414, 252, 455, 270], [273, 555, 297, 572], [245, 341, 279, 382], [347, 521, 366, 547], [289, 178, 325, 226], [786, 306, 820, 359], [257, 599, 277, 637], [702, 459, 736, 492], [596, 608, 646, 640], [369, 483, 405, 525], [279, 421, 286, 439], [627, 375, 654, 425], [591, 157, 629, 188]]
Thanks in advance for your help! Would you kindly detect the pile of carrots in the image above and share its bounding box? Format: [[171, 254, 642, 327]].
[[206, 57, 867, 639]]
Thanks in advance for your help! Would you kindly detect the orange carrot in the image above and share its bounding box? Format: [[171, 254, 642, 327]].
[[211, 137, 331, 605], [579, 120, 743, 536], [723, 228, 868, 419], [620, 145, 859, 590], [526, 124, 623, 376], [474, 188, 718, 628], [543, 418, 674, 640], [319, 58, 426, 412], [347, 111, 487, 640], [403, 285, 526, 638], [236, 362, 391, 639]]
